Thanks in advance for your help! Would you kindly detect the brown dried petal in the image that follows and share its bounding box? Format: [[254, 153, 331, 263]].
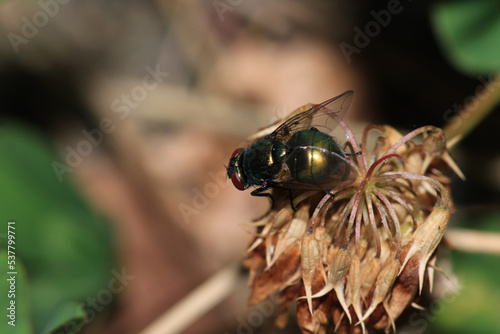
[[375, 247, 420, 331], [244, 252, 266, 287], [301, 233, 324, 314], [361, 258, 400, 322], [347, 255, 365, 333], [400, 206, 450, 292], [420, 128, 465, 180], [324, 244, 338, 265], [405, 150, 424, 174], [265, 209, 294, 265], [311, 248, 352, 322], [423, 128, 446, 155], [427, 253, 437, 293], [269, 204, 308, 267], [381, 126, 405, 153], [441, 151, 466, 180], [360, 257, 382, 298], [249, 244, 300, 305], [246, 222, 273, 253], [297, 282, 333, 334], [275, 281, 302, 329]]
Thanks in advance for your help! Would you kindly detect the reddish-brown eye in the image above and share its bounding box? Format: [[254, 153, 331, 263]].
[[231, 148, 242, 158], [231, 172, 245, 190]]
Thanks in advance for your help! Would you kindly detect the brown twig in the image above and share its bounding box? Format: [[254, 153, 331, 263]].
[[445, 228, 500, 255], [138, 263, 241, 334], [444, 72, 500, 149], [89, 79, 269, 137]]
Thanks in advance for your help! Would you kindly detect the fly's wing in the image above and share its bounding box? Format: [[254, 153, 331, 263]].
[[247, 118, 284, 142], [247, 102, 316, 142], [270, 146, 357, 191], [267, 90, 354, 143]]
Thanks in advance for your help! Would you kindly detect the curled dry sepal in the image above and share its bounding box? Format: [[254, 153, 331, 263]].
[[243, 120, 463, 334]]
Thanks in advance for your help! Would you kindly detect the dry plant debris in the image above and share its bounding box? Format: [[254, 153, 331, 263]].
[[244, 119, 462, 334]]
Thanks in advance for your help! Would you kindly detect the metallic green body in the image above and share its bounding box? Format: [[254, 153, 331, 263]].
[[286, 129, 344, 182], [239, 129, 344, 187], [241, 140, 287, 186]]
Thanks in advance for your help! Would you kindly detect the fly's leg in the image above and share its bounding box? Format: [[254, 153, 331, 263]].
[[250, 184, 275, 221], [317, 186, 335, 201]]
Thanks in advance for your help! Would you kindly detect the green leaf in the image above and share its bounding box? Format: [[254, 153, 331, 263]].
[[43, 302, 87, 334], [430, 213, 500, 334], [0, 251, 33, 334], [0, 122, 115, 333], [431, 0, 500, 75]]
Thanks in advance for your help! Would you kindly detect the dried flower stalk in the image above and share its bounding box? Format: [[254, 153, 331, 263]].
[[244, 119, 462, 333]]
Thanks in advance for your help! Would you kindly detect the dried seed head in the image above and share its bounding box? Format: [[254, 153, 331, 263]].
[[243, 120, 460, 333]]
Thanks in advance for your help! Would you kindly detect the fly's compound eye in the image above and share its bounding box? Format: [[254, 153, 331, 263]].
[[231, 172, 245, 190], [231, 148, 242, 159]]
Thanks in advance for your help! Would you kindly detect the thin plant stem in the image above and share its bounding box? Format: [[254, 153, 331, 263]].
[[139, 263, 241, 334], [445, 228, 500, 255], [444, 72, 500, 148]]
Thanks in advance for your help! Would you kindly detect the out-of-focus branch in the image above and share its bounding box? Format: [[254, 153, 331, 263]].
[[445, 72, 500, 148], [138, 263, 241, 334], [89, 79, 271, 138], [445, 228, 500, 255]]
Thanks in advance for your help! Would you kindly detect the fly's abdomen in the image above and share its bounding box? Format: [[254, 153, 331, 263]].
[[287, 146, 344, 182], [287, 129, 343, 154], [286, 129, 345, 183]]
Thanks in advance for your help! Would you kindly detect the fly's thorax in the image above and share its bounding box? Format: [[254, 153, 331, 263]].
[[271, 142, 287, 165], [242, 139, 287, 186]]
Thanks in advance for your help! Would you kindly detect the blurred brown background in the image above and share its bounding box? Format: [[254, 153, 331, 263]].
[[0, 0, 499, 333]]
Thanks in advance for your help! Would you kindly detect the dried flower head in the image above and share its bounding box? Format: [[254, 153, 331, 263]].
[[244, 119, 462, 334]]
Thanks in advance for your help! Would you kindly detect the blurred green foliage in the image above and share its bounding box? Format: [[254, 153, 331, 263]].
[[431, 0, 500, 76], [0, 122, 114, 333], [430, 2, 500, 330], [430, 214, 500, 334], [42, 302, 87, 334]]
